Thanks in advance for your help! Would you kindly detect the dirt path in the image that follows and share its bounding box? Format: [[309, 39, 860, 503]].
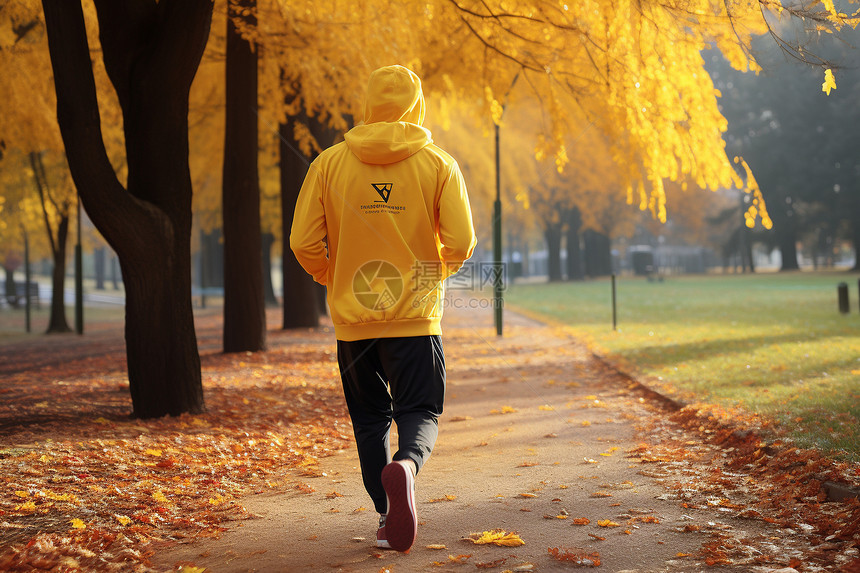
[[150, 302, 808, 573]]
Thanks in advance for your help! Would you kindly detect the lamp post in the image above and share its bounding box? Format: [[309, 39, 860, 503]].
[[493, 121, 503, 336], [23, 228, 31, 334], [75, 196, 83, 334], [492, 73, 519, 337]]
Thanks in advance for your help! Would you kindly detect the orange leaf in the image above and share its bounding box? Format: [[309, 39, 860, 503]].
[[548, 547, 600, 566]]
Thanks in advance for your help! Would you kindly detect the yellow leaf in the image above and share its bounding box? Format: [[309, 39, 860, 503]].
[[94, 417, 110, 425], [177, 567, 208, 573], [144, 448, 162, 457], [15, 501, 35, 512], [114, 514, 131, 526], [14, 491, 28, 498], [538, 405, 554, 411], [598, 519, 620, 527], [152, 490, 169, 503], [822, 68, 837, 96], [70, 518, 86, 530], [500, 405, 517, 414], [465, 529, 525, 547], [426, 544, 447, 550]]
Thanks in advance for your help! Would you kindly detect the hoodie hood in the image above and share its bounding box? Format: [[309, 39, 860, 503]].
[[344, 65, 433, 165]]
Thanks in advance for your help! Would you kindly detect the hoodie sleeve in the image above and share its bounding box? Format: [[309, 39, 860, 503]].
[[290, 161, 329, 285], [437, 161, 477, 275]]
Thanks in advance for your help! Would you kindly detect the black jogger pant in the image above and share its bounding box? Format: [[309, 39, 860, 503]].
[[337, 335, 446, 515]]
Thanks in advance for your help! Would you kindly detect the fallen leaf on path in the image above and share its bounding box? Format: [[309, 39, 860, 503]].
[[591, 491, 612, 498], [491, 406, 516, 414], [475, 557, 507, 568], [449, 416, 472, 422], [517, 461, 538, 467], [448, 554, 471, 563], [597, 520, 620, 527], [518, 493, 537, 498], [548, 547, 600, 566], [587, 533, 606, 541], [428, 495, 457, 502], [631, 516, 660, 524], [425, 544, 446, 550], [572, 517, 590, 525], [326, 491, 343, 499], [465, 530, 525, 547], [539, 405, 554, 411]]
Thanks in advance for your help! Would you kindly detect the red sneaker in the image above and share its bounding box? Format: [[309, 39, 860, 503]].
[[377, 514, 392, 549], [380, 460, 417, 552]]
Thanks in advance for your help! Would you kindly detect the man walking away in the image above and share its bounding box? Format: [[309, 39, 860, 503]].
[[290, 65, 476, 552]]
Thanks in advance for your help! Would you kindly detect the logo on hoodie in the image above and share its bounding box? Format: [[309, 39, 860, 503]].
[[372, 183, 393, 203]]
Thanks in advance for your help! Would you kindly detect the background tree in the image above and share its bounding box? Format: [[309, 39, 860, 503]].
[[28, 150, 75, 332], [712, 22, 859, 271], [222, 0, 265, 352]]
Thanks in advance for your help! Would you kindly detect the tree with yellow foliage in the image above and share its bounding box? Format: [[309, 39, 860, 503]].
[[0, 4, 84, 331]]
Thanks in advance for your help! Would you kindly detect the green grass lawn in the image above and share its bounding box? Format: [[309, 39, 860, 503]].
[[507, 271, 860, 460]]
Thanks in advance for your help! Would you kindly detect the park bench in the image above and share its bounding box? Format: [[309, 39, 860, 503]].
[[1, 281, 40, 308]]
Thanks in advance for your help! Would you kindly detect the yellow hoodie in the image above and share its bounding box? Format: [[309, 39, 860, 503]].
[[290, 65, 477, 341]]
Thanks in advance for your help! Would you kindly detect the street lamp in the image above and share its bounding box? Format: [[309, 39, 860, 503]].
[[492, 73, 519, 337]]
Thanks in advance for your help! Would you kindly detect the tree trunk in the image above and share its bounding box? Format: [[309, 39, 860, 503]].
[[3, 267, 16, 307], [46, 214, 71, 333], [262, 232, 279, 307], [544, 222, 563, 282], [565, 208, 584, 281], [280, 117, 321, 328], [776, 224, 800, 271], [584, 229, 612, 277], [94, 247, 106, 289], [110, 255, 120, 290], [42, 0, 211, 417], [222, 0, 266, 352]]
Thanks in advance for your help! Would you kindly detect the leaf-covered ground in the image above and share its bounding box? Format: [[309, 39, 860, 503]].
[[0, 309, 352, 571], [1, 303, 859, 572]]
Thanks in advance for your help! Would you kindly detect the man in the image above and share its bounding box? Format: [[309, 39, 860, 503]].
[[290, 65, 476, 552]]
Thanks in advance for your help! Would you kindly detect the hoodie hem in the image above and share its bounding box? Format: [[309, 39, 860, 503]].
[[334, 319, 442, 342]]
